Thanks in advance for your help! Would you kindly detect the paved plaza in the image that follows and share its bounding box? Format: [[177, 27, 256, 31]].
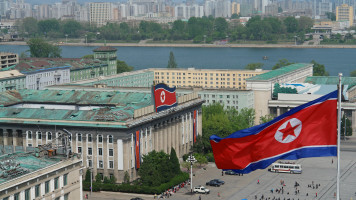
[[87, 141, 356, 200]]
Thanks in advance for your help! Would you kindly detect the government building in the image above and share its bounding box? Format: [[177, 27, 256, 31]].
[[0, 89, 204, 183]]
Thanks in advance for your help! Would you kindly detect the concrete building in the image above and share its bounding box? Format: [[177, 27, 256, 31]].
[[0, 69, 25, 92], [246, 63, 313, 124], [152, 68, 266, 90], [231, 2, 241, 15], [0, 152, 83, 200], [0, 89, 203, 183], [89, 2, 112, 27], [0, 52, 18, 69], [24, 66, 71, 90], [93, 46, 118, 76], [336, 4, 354, 27]]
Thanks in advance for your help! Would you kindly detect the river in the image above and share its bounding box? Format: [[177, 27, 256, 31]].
[[0, 44, 355, 76]]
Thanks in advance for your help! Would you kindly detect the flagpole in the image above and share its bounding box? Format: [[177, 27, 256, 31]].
[[337, 73, 342, 200]]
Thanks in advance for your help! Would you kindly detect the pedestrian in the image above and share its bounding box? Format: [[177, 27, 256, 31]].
[[332, 159, 333, 164], [199, 195, 201, 200], [316, 192, 317, 197], [154, 194, 157, 199], [222, 170, 224, 176], [218, 192, 220, 197], [258, 179, 260, 184]]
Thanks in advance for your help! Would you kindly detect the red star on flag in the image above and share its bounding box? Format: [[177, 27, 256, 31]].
[[279, 121, 298, 141]]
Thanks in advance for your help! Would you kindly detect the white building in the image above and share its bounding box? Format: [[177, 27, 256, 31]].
[[24, 66, 71, 90], [89, 2, 113, 27]]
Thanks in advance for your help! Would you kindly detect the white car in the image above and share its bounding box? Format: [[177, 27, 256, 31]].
[[193, 186, 210, 194]]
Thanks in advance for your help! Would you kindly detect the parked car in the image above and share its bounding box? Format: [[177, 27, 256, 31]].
[[225, 170, 239, 175], [206, 180, 221, 187], [193, 186, 210, 194], [212, 179, 225, 185]]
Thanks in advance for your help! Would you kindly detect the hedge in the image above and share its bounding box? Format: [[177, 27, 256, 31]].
[[83, 172, 189, 194]]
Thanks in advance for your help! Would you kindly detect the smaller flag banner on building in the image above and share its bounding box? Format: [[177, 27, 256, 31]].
[[210, 90, 338, 174], [135, 130, 140, 169], [153, 83, 178, 112], [193, 110, 197, 143]]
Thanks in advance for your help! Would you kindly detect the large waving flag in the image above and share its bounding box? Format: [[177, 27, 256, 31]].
[[210, 90, 337, 174], [153, 83, 178, 112]]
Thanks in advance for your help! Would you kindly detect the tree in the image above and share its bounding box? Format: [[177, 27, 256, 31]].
[[341, 114, 352, 137], [117, 60, 134, 73], [27, 38, 62, 58], [18, 17, 38, 37], [260, 114, 275, 124], [138, 150, 175, 186], [311, 60, 329, 76], [326, 12, 336, 21], [284, 17, 298, 33], [123, 171, 130, 183], [272, 59, 293, 70], [350, 70, 356, 77], [62, 20, 82, 37], [170, 147, 181, 174], [167, 51, 177, 68], [95, 173, 102, 183], [298, 16, 313, 32], [194, 153, 208, 167], [85, 169, 91, 182], [82, 54, 94, 59], [245, 63, 263, 70], [38, 19, 60, 36], [231, 13, 239, 19]]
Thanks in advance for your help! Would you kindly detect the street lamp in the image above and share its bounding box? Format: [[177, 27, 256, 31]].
[[186, 153, 197, 194], [87, 156, 93, 195], [204, 35, 206, 44], [294, 35, 297, 45], [85, 34, 88, 46], [65, 34, 68, 44]]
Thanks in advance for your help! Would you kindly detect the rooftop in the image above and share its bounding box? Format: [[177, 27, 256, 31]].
[[11, 58, 106, 73], [0, 70, 24, 80], [0, 89, 153, 128], [304, 76, 356, 85], [93, 46, 117, 52], [151, 68, 265, 72], [0, 152, 61, 184], [247, 63, 312, 81]]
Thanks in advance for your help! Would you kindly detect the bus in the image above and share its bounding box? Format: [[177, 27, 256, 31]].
[[269, 162, 302, 174]]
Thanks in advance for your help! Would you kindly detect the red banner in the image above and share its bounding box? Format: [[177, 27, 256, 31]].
[[135, 130, 140, 169], [193, 110, 197, 143]]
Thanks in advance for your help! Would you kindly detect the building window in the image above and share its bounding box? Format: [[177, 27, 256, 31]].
[[88, 160, 92, 167], [35, 184, 40, 197], [14, 193, 19, 200], [88, 147, 92, 155], [78, 147, 82, 153], [109, 149, 113, 156], [88, 134, 92, 142], [108, 135, 113, 143], [47, 132, 52, 140], [63, 174, 68, 186], [109, 160, 114, 169], [25, 189, 30, 200], [27, 131, 32, 139], [98, 135, 103, 143], [55, 197, 60, 200], [78, 133, 82, 142], [99, 160, 103, 168], [54, 177, 59, 189], [98, 148, 103, 156], [38, 132, 42, 139], [64, 193, 69, 200], [45, 181, 50, 193]]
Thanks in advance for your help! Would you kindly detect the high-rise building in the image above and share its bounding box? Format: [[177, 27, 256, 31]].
[[336, 4, 354, 26], [231, 2, 241, 15], [89, 2, 112, 27]]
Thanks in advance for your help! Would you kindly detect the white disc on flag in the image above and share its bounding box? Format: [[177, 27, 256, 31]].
[[160, 91, 166, 103], [274, 118, 302, 143]]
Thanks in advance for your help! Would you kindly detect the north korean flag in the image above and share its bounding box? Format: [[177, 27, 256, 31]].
[[135, 130, 140, 169], [153, 83, 178, 112], [210, 90, 338, 174]]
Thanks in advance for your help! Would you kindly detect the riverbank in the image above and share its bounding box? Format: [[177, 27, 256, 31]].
[[3, 41, 356, 48]]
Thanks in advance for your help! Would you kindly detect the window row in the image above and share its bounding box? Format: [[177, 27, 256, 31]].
[[26, 132, 114, 143]]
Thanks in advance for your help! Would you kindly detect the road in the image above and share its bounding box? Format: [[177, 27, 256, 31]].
[[86, 140, 356, 200]]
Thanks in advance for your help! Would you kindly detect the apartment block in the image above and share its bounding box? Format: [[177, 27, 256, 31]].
[[152, 68, 266, 90], [89, 2, 112, 27], [0, 52, 19, 69], [336, 4, 354, 27]]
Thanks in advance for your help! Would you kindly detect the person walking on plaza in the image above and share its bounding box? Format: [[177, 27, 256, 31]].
[[199, 195, 201, 200], [257, 179, 260, 184]]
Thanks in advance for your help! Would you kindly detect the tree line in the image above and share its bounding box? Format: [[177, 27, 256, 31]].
[[16, 16, 314, 43]]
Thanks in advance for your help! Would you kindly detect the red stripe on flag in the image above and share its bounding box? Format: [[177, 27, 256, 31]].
[[194, 110, 197, 143], [211, 99, 337, 170]]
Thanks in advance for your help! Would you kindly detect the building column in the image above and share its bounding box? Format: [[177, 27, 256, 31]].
[[3, 131, 8, 146], [13, 131, 17, 152], [175, 120, 179, 157], [352, 110, 356, 134], [277, 107, 281, 116], [167, 121, 172, 153]]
